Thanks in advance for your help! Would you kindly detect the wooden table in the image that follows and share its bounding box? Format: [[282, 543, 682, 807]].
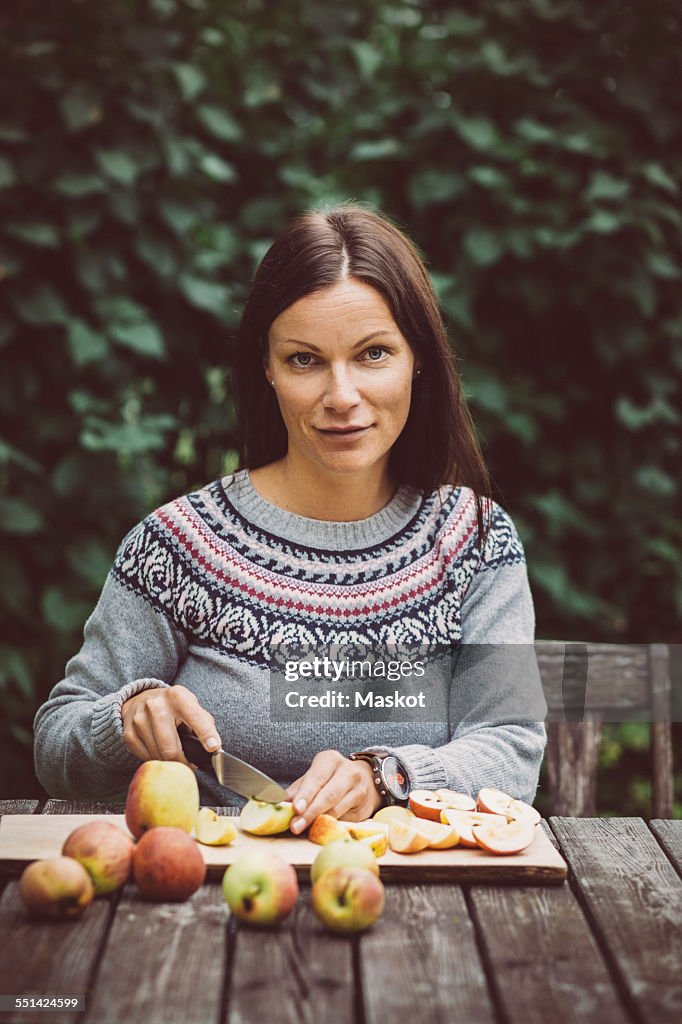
[[0, 801, 680, 1024]]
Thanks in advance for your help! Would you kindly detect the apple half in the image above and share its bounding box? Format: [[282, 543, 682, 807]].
[[408, 790, 448, 821], [239, 799, 295, 836], [472, 819, 536, 856], [195, 807, 238, 846], [388, 820, 433, 854], [506, 799, 542, 826], [355, 832, 389, 858], [476, 787, 514, 817], [308, 814, 352, 846], [440, 809, 506, 848], [434, 789, 477, 812]]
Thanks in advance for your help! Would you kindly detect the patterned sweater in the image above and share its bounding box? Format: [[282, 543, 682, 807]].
[[33, 469, 547, 805]]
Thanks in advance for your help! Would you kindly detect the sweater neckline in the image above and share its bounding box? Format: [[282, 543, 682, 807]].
[[220, 468, 425, 551]]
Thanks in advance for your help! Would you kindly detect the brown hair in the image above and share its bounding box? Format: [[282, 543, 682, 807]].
[[234, 204, 491, 536]]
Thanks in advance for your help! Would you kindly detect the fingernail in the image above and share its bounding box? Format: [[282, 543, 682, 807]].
[[206, 737, 220, 751], [294, 797, 307, 814], [292, 818, 306, 834]]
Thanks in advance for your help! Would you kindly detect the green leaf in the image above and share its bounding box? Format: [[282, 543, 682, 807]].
[[110, 322, 165, 359], [81, 415, 176, 455], [67, 319, 109, 366], [60, 89, 102, 132], [408, 169, 464, 207], [443, 11, 483, 34], [587, 210, 622, 234], [13, 285, 67, 326], [349, 41, 383, 79], [52, 173, 105, 197], [634, 465, 677, 497], [0, 156, 16, 189], [42, 587, 91, 632], [453, 116, 499, 152], [66, 539, 113, 588], [197, 105, 242, 142], [0, 497, 44, 535], [349, 139, 401, 161], [642, 162, 678, 194], [179, 275, 230, 317], [585, 171, 630, 202], [173, 62, 206, 101], [5, 222, 59, 248], [463, 227, 503, 266], [198, 152, 237, 182], [95, 149, 141, 185], [469, 165, 507, 189]]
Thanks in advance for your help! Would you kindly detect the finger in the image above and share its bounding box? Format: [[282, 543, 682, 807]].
[[288, 751, 342, 823], [122, 727, 153, 762], [170, 686, 221, 752], [286, 777, 304, 801], [291, 770, 354, 835], [147, 700, 195, 765]]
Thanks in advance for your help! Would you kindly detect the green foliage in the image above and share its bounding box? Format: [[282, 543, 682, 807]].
[[1, 0, 680, 808]]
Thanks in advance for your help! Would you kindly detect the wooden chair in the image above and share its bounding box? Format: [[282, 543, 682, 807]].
[[536, 642, 674, 818]]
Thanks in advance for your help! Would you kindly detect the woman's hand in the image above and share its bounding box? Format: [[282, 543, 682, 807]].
[[121, 685, 221, 766], [285, 749, 382, 834]]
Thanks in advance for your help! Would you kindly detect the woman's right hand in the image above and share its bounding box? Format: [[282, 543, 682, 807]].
[[121, 685, 221, 766]]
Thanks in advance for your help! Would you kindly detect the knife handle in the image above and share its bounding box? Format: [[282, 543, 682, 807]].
[[178, 725, 214, 772]]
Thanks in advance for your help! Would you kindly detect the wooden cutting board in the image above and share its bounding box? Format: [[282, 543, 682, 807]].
[[0, 814, 567, 884]]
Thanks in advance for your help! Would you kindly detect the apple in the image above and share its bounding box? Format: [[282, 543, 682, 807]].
[[440, 809, 504, 847], [434, 789, 477, 812], [133, 827, 206, 901], [408, 790, 447, 821], [62, 820, 134, 895], [388, 820, 432, 854], [222, 851, 298, 926], [125, 760, 199, 838], [19, 857, 95, 919], [308, 813, 352, 846], [310, 839, 380, 884], [345, 820, 388, 841], [372, 805, 414, 825], [356, 832, 389, 858], [239, 799, 294, 836], [476, 786, 514, 817], [312, 866, 385, 933], [507, 799, 542, 826], [406, 818, 459, 850], [472, 819, 536, 855], [195, 807, 238, 846]]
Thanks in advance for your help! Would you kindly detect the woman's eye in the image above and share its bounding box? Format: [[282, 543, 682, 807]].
[[289, 352, 315, 367], [365, 346, 388, 361]]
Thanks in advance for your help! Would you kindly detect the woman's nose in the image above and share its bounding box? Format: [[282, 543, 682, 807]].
[[322, 366, 361, 409]]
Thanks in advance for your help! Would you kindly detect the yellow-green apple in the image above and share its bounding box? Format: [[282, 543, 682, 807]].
[[308, 813, 352, 846], [506, 799, 542, 826], [133, 827, 206, 900], [222, 851, 298, 926], [476, 787, 513, 817], [388, 820, 432, 854], [472, 819, 535, 855], [440, 809, 504, 847], [434, 789, 476, 812], [310, 839, 380, 884], [125, 760, 199, 838], [311, 866, 385, 933], [238, 799, 294, 836], [62, 820, 134, 895], [345, 820, 388, 841], [355, 832, 389, 857], [19, 857, 95, 918], [407, 818, 459, 850], [195, 807, 237, 846], [372, 805, 414, 826]]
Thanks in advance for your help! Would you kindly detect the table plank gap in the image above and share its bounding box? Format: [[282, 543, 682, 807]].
[[648, 820, 682, 879], [226, 883, 355, 1024], [467, 881, 635, 1024], [361, 883, 497, 1024], [549, 817, 682, 1024], [43, 800, 125, 816]]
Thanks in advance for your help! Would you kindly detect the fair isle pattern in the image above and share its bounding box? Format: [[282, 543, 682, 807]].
[[112, 478, 524, 666]]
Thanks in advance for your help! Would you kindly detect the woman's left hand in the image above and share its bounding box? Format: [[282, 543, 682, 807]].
[[285, 749, 382, 834]]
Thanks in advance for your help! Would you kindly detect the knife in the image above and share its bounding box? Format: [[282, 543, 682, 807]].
[[178, 728, 291, 804]]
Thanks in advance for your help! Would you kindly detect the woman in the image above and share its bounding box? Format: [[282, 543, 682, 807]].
[[34, 205, 546, 832]]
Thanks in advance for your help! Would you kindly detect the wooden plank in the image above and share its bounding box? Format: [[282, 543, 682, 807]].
[[228, 886, 356, 1024], [545, 720, 602, 816], [87, 882, 227, 1024], [361, 883, 496, 1024], [468, 884, 631, 1023], [536, 642, 652, 710], [550, 817, 682, 1024], [649, 645, 674, 819], [0, 801, 116, 1024], [0, 814, 567, 884], [43, 800, 125, 815], [0, 801, 40, 815], [650, 820, 682, 877]]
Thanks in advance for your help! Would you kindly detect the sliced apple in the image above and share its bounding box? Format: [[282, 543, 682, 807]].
[[434, 789, 476, 812], [408, 817, 459, 850], [346, 820, 389, 841], [373, 805, 414, 825], [440, 809, 505, 847], [308, 813, 351, 846], [472, 819, 535, 855], [408, 790, 446, 821], [239, 799, 295, 836], [195, 807, 238, 846], [476, 787, 513, 816], [507, 799, 542, 826], [356, 832, 389, 858], [388, 820, 432, 854]]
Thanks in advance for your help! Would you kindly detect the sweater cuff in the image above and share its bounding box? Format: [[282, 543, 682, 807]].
[[91, 677, 170, 770], [362, 743, 450, 791]]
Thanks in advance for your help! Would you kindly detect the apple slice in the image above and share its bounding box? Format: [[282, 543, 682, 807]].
[[373, 805, 415, 826], [408, 817, 459, 850], [388, 820, 432, 854], [434, 789, 476, 812], [239, 799, 295, 836], [440, 809, 505, 848], [408, 790, 446, 821], [346, 820, 389, 841], [476, 787, 513, 816], [472, 819, 535, 855], [507, 799, 542, 826], [356, 833, 389, 858], [309, 814, 351, 846], [195, 807, 237, 846]]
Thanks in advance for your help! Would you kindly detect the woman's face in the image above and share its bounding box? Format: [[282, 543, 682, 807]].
[[265, 278, 419, 481]]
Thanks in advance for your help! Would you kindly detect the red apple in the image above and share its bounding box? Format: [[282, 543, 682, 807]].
[[472, 819, 536, 855], [19, 857, 95, 918], [312, 866, 385, 933], [133, 827, 206, 901], [62, 820, 134, 895], [222, 851, 298, 926], [408, 790, 446, 821]]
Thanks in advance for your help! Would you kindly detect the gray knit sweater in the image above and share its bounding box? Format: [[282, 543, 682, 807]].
[[33, 470, 547, 806]]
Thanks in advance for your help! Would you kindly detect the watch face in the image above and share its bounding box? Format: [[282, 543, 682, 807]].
[[381, 756, 410, 800]]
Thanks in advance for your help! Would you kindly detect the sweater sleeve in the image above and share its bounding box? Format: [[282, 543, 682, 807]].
[[363, 503, 547, 804], [33, 527, 188, 800]]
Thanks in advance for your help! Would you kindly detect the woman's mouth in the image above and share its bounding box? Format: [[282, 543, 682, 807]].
[[316, 425, 372, 438]]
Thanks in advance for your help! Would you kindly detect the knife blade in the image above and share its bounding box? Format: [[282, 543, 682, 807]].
[[178, 728, 290, 804]]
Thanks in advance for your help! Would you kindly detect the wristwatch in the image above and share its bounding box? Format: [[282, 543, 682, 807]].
[[349, 751, 410, 807]]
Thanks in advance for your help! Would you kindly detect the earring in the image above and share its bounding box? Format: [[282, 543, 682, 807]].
[[271, 380, 275, 387]]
